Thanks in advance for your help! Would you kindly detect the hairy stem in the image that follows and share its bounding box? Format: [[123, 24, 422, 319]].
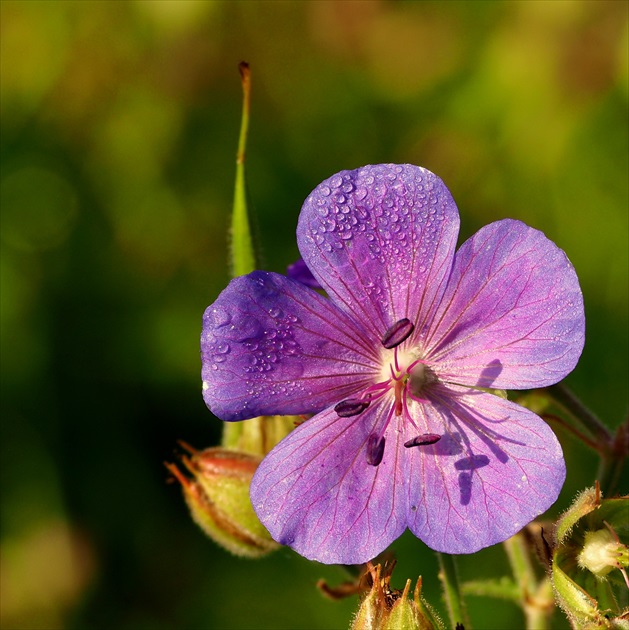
[[437, 553, 470, 629]]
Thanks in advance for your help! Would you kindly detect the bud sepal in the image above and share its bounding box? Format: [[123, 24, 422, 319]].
[[167, 445, 279, 558], [551, 485, 629, 628]]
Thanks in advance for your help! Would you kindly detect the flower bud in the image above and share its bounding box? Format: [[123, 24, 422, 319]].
[[351, 563, 444, 630], [551, 485, 629, 628], [387, 577, 442, 630], [578, 528, 629, 579], [351, 563, 386, 630], [166, 445, 279, 558]]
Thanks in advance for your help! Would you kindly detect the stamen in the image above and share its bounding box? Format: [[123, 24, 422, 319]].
[[390, 363, 403, 381], [408, 391, 431, 405], [402, 389, 420, 431], [335, 398, 370, 418], [406, 357, 428, 374], [404, 434, 441, 448], [366, 433, 386, 466], [381, 318, 415, 349]]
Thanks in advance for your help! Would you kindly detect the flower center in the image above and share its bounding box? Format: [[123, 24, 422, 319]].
[[333, 318, 440, 466]]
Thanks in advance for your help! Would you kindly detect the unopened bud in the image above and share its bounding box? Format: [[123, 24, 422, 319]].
[[351, 563, 443, 630], [351, 563, 387, 630], [551, 485, 629, 627], [387, 578, 440, 630], [166, 445, 278, 558], [578, 528, 629, 579]]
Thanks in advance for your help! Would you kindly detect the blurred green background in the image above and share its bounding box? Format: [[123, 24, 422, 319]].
[[1, 1, 627, 628]]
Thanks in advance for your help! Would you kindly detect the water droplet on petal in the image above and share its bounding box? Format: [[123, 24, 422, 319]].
[[211, 307, 231, 328]]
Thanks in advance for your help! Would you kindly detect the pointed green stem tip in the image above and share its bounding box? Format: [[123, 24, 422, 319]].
[[230, 61, 256, 278]]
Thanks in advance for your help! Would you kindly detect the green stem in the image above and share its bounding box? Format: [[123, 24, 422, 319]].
[[437, 553, 470, 629], [504, 534, 554, 630], [504, 534, 536, 596], [541, 413, 602, 454], [525, 578, 554, 630], [230, 61, 256, 277], [546, 383, 612, 447], [596, 451, 626, 497]]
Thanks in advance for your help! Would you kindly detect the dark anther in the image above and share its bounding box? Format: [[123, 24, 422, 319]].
[[366, 433, 386, 466], [334, 398, 370, 418], [381, 318, 415, 349], [404, 433, 441, 448]]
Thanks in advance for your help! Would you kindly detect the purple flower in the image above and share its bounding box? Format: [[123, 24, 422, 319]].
[[201, 164, 585, 565]]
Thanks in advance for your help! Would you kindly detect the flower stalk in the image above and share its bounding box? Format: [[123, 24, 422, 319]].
[[503, 533, 555, 630], [545, 383, 612, 447], [437, 553, 470, 629]]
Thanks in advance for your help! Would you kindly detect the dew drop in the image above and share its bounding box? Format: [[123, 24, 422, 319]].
[[216, 343, 230, 354], [320, 186, 331, 196], [211, 307, 231, 328], [355, 187, 368, 201]]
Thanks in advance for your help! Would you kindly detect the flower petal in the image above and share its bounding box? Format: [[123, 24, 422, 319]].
[[250, 403, 408, 564], [201, 271, 378, 420], [297, 164, 460, 344], [405, 386, 565, 554], [426, 219, 585, 389]]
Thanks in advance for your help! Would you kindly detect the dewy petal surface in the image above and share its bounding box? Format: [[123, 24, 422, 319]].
[[405, 385, 566, 554], [425, 219, 585, 389], [250, 403, 408, 565], [297, 164, 460, 343], [202, 271, 378, 420]]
